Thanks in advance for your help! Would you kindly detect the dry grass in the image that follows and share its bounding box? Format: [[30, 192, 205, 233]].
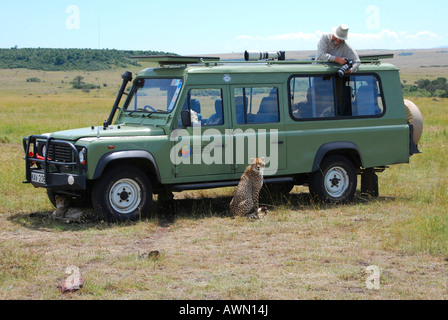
[[1, 189, 447, 300], [0, 66, 447, 300]]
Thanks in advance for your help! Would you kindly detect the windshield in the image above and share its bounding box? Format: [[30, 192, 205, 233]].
[[124, 78, 183, 113]]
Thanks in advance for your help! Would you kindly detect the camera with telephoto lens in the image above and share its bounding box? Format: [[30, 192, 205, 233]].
[[244, 50, 286, 61], [337, 59, 353, 77]]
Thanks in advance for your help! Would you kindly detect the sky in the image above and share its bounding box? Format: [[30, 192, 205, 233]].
[[0, 0, 447, 55]]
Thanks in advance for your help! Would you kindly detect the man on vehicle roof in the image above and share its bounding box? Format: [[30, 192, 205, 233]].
[[316, 24, 361, 74]]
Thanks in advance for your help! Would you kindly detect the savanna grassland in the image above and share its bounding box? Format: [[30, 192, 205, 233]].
[[0, 57, 447, 300]]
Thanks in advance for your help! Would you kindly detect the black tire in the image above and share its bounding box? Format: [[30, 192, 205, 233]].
[[47, 190, 92, 208], [92, 165, 152, 222], [47, 189, 59, 208], [309, 155, 357, 204]]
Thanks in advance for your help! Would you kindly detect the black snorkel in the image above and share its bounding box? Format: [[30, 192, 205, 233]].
[[103, 70, 133, 129]]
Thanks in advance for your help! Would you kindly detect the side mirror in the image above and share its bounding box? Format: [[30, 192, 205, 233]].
[[181, 110, 191, 127], [136, 78, 145, 88]]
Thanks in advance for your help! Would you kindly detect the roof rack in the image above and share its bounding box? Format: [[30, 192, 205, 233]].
[[309, 53, 394, 66], [131, 55, 221, 66], [132, 53, 395, 68], [359, 53, 394, 62]]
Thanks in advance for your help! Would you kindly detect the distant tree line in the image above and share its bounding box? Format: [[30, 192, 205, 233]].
[[0, 48, 176, 71], [403, 77, 448, 98]]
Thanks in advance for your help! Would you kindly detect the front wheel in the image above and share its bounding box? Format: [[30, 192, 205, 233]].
[[309, 155, 357, 204], [92, 165, 152, 221]]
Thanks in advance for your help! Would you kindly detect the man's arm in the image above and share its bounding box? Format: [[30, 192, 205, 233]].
[[316, 34, 335, 62], [345, 43, 361, 73]]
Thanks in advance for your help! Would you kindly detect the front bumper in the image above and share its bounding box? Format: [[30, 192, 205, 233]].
[[23, 135, 87, 190]]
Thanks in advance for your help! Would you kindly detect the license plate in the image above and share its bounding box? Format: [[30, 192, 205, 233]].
[[31, 172, 46, 184]]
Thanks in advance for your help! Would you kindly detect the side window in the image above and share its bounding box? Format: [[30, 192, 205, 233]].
[[348, 75, 384, 116], [179, 88, 224, 126], [290, 74, 384, 120], [290, 76, 335, 120], [234, 87, 279, 124]]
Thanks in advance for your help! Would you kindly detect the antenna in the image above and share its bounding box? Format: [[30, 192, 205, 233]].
[[98, 17, 101, 49]]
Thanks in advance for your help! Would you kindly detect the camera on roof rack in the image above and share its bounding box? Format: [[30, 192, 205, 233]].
[[244, 50, 286, 61]]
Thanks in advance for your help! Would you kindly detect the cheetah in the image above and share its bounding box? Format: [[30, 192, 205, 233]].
[[51, 195, 96, 223], [230, 157, 266, 219]]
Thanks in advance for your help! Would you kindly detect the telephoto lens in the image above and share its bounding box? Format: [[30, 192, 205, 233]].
[[244, 50, 286, 61]]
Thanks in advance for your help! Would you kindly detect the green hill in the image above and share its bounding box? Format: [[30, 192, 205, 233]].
[[0, 48, 176, 71]]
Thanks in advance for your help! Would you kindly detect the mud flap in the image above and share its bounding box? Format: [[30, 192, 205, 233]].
[[361, 168, 378, 197]]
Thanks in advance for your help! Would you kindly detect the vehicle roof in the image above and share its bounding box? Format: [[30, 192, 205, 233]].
[[135, 54, 399, 78], [136, 60, 398, 78]]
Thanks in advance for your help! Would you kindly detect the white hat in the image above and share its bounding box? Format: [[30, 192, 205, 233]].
[[333, 24, 349, 40]]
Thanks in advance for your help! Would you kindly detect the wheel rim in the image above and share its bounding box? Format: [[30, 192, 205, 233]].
[[324, 166, 349, 198], [109, 178, 142, 214]]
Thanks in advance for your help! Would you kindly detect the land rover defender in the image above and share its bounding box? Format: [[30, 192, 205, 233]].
[[23, 52, 423, 221]]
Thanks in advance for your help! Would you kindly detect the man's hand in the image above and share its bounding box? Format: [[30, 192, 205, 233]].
[[334, 57, 347, 65]]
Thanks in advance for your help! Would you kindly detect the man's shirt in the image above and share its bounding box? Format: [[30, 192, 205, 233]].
[[316, 33, 361, 73]]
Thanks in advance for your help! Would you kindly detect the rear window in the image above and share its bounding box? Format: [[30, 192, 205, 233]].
[[345, 75, 384, 116], [289, 74, 385, 120]]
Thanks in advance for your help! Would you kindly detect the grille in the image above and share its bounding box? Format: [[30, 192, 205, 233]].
[[48, 144, 73, 163]]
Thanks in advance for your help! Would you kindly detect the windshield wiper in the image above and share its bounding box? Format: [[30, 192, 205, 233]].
[[152, 109, 168, 114], [127, 110, 141, 117], [126, 109, 167, 117], [126, 110, 156, 118]]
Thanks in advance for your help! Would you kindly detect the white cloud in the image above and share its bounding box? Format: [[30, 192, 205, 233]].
[[235, 29, 444, 50], [350, 29, 442, 49], [350, 29, 400, 42], [403, 30, 440, 40], [266, 31, 322, 41], [235, 31, 323, 42], [235, 35, 253, 40]]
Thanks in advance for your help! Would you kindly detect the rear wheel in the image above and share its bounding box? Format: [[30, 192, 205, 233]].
[[309, 155, 357, 204], [92, 165, 152, 221]]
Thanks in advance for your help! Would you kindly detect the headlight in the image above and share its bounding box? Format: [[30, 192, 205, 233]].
[[35, 140, 46, 157], [78, 147, 87, 166]]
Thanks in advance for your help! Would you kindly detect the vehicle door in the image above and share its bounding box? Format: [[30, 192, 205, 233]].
[[229, 85, 287, 176], [171, 86, 233, 178]]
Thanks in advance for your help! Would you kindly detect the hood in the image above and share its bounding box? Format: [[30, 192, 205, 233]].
[[49, 125, 165, 141]]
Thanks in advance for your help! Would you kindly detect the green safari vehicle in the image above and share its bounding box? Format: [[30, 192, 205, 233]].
[[23, 52, 423, 221]]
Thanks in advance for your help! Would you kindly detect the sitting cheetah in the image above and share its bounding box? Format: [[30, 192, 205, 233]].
[[230, 157, 266, 219], [52, 195, 95, 224]]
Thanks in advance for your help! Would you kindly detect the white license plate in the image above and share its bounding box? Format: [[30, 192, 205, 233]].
[[31, 172, 46, 184]]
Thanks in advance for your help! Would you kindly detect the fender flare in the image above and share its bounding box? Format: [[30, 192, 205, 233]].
[[93, 150, 161, 183], [312, 141, 363, 172]]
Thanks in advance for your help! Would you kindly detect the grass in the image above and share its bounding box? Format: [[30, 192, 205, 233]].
[[0, 68, 447, 300]]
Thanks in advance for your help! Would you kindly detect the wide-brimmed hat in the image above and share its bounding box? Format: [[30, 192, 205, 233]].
[[332, 24, 349, 40]]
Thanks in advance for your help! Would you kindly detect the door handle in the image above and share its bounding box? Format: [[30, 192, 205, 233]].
[[201, 144, 227, 148], [272, 140, 284, 145]]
